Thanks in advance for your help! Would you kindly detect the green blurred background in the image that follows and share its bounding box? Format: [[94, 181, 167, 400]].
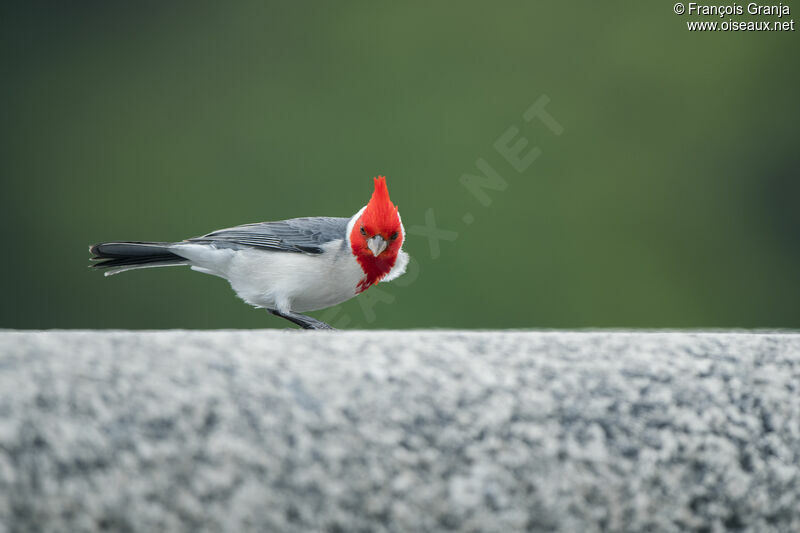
[[1, 2, 798, 329]]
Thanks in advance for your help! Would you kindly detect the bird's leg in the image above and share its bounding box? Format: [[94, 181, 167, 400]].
[[267, 309, 336, 330]]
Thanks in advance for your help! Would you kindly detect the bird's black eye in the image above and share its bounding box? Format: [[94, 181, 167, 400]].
[[390, 232, 398, 240], [360, 226, 367, 236]]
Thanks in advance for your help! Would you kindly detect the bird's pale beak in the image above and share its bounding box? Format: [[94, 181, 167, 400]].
[[367, 235, 388, 257]]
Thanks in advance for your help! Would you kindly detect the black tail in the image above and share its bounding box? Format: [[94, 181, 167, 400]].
[[89, 242, 187, 275]]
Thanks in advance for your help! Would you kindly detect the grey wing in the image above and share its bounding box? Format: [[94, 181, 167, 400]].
[[188, 217, 350, 254]]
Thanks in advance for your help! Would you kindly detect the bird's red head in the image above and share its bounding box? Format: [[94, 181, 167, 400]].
[[350, 176, 404, 292]]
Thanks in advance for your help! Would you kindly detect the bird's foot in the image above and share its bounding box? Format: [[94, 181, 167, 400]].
[[268, 309, 336, 330]]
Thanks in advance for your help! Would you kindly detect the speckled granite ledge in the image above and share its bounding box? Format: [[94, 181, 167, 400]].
[[0, 330, 798, 532]]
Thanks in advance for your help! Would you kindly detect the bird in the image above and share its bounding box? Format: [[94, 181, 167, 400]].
[[89, 176, 409, 330]]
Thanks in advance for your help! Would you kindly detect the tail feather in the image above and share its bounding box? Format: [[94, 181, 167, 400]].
[[89, 242, 188, 276]]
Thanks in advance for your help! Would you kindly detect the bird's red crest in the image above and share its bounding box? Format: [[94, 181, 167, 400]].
[[361, 176, 398, 231], [350, 176, 404, 292]]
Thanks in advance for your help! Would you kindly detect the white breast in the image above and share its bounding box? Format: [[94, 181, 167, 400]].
[[172, 241, 365, 313]]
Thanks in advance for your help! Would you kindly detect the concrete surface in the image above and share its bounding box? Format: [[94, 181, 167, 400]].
[[0, 330, 798, 533]]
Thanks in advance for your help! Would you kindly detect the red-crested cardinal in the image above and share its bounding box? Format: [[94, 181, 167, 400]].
[[89, 176, 408, 329]]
